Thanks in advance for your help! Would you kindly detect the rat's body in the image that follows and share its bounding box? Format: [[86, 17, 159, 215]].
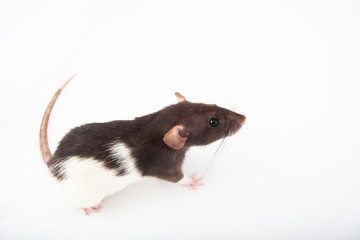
[[40, 75, 246, 214]]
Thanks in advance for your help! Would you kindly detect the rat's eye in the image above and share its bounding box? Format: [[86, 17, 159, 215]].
[[209, 118, 219, 127]]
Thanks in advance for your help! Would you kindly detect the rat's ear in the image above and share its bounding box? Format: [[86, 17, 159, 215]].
[[163, 125, 189, 149], [175, 92, 187, 103]]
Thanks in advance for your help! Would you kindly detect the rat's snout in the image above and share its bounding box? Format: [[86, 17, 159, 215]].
[[227, 112, 246, 136], [233, 113, 246, 125]]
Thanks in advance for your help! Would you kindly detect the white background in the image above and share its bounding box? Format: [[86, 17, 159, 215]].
[[1, 1, 360, 239]]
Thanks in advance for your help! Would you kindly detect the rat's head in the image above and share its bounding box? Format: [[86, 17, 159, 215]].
[[163, 92, 246, 150]]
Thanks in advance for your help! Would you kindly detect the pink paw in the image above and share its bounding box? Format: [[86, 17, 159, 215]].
[[179, 173, 204, 190], [82, 206, 101, 216]]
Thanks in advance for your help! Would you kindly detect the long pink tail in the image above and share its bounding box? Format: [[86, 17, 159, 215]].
[[39, 73, 77, 163]]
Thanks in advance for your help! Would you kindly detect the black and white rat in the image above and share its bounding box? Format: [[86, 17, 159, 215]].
[[39, 74, 246, 215]]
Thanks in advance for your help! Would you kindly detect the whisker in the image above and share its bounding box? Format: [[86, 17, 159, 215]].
[[213, 138, 226, 158], [228, 99, 237, 112], [212, 137, 227, 168], [209, 138, 228, 178], [204, 136, 228, 179], [204, 140, 223, 178]]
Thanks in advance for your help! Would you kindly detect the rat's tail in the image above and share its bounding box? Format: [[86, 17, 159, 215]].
[[39, 73, 77, 164]]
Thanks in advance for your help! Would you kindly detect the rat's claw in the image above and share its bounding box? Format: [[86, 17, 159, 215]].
[[190, 173, 204, 183], [83, 208, 90, 216], [178, 173, 205, 190], [82, 206, 101, 216]]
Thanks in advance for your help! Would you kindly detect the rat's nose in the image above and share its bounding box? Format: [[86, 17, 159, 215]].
[[240, 115, 246, 125]]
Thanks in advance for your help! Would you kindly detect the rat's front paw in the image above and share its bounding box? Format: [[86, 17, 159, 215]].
[[178, 173, 204, 190]]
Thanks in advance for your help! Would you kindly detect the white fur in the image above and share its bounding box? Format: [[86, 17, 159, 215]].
[[54, 143, 142, 208]]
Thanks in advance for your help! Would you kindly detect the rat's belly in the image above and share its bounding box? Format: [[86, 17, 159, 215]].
[[54, 157, 142, 208]]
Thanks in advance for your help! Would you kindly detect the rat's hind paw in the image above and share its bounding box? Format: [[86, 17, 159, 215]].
[[82, 206, 101, 216], [178, 173, 204, 190]]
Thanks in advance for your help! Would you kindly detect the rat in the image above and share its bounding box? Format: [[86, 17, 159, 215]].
[[39, 74, 246, 215]]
